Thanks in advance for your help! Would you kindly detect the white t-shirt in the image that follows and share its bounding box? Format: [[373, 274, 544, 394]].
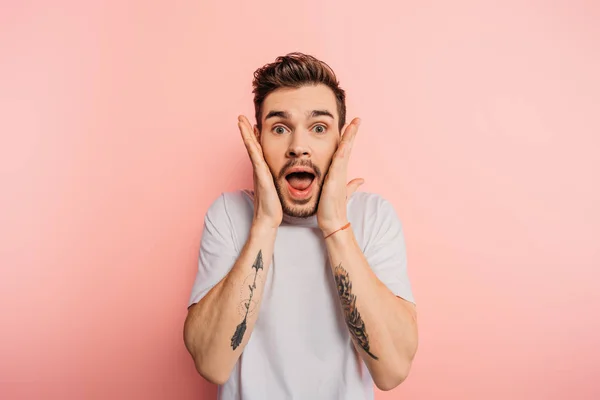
[[188, 189, 415, 400]]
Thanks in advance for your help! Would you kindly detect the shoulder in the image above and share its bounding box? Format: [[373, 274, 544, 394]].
[[201, 190, 255, 253], [204, 189, 255, 226], [348, 191, 404, 241], [348, 191, 398, 218]]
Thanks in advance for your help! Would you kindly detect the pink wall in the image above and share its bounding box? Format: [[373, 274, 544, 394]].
[[1, 1, 599, 399]]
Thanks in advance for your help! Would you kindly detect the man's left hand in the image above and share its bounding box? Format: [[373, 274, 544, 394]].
[[317, 117, 365, 236]]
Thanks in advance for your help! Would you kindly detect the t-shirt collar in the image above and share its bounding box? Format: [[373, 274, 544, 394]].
[[281, 212, 319, 228]]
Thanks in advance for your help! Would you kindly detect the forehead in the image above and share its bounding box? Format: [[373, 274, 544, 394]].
[[262, 84, 338, 121]]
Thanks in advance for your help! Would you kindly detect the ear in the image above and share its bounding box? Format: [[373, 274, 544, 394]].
[[253, 124, 260, 141]]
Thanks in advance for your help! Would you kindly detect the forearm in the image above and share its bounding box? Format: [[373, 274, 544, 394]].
[[324, 226, 418, 390], [184, 223, 277, 384]]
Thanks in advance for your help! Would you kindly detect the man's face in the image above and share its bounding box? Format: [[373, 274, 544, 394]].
[[254, 84, 342, 218]]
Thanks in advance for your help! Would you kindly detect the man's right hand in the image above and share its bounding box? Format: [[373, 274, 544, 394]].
[[238, 115, 283, 230]]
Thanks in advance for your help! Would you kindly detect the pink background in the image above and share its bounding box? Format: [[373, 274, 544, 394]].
[[1, 1, 599, 399]]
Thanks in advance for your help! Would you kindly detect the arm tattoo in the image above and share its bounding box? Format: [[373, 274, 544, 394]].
[[334, 263, 379, 360], [230, 250, 263, 350]]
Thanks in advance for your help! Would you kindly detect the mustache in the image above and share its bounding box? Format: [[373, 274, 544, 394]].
[[277, 159, 322, 180]]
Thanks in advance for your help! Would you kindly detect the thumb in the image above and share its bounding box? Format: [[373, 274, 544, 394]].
[[346, 178, 365, 200]]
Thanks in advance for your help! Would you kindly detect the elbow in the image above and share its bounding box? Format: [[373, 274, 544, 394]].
[[193, 359, 230, 386], [374, 374, 406, 392], [183, 311, 231, 386], [185, 340, 232, 386], [375, 317, 419, 391], [374, 360, 413, 391]]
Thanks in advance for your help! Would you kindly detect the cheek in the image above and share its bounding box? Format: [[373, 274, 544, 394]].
[[321, 134, 339, 155], [314, 143, 338, 172], [261, 140, 286, 176]]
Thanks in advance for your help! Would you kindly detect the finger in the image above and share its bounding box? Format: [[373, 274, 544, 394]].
[[330, 120, 361, 179], [238, 115, 264, 164], [341, 118, 360, 146], [238, 116, 256, 153], [238, 115, 258, 144], [246, 118, 266, 159], [336, 118, 361, 161], [241, 116, 260, 142], [346, 178, 365, 199], [239, 115, 262, 148]]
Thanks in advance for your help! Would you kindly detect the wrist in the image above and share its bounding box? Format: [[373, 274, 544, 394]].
[[320, 220, 350, 238], [251, 220, 279, 238]]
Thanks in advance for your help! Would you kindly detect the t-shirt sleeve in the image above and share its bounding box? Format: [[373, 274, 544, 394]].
[[187, 193, 239, 308], [363, 195, 415, 304]]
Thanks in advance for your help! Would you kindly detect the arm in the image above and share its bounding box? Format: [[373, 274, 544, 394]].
[[323, 225, 418, 391], [183, 223, 276, 385], [316, 117, 418, 391], [184, 115, 283, 385]]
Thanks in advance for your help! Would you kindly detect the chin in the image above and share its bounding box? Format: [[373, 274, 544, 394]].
[[282, 198, 318, 218], [276, 179, 321, 218]]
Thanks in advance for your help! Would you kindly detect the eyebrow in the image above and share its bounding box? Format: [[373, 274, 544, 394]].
[[309, 109, 334, 119], [264, 109, 335, 121], [265, 110, 292, 120]]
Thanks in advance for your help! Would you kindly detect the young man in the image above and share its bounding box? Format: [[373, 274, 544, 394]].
[[184, 53, 418, 399]]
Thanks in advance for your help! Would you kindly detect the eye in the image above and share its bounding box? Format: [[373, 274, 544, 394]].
[[273, 125, 288, 135], [312, 124, 327, 134]]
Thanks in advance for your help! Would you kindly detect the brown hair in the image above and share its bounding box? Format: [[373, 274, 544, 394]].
[[252, 52, 346, 132]]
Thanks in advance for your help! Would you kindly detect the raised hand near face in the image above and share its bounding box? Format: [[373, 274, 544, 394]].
[[238, 115, 283, 230], [317, 117, 365, 236]]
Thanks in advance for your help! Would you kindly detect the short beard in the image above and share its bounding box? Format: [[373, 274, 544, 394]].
[[274, 177, 323, 218], [272, 158, 324, 219]]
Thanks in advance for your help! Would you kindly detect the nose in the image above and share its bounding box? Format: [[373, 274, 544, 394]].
[[286, 131, 311, 158]]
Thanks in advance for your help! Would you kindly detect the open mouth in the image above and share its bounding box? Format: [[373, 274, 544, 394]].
[[285, 171, 316, 198]]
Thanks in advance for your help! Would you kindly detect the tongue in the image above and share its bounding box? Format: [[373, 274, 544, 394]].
[[287, 175, 313, 190]]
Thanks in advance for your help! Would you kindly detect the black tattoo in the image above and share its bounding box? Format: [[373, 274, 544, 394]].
[[231, 250, 263, 350], [237, 273, 263, 317], [334, 263, 379, 360]]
